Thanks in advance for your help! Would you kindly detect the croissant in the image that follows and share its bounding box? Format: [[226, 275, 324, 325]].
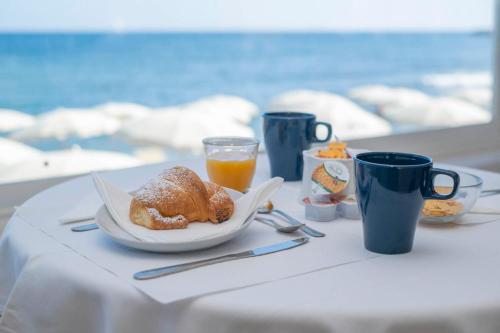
[[204, 181, 235, 223], [129, 166, 234, 230]]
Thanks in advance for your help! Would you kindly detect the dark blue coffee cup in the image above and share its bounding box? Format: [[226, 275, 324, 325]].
[[354, 152, 460, 254], [263, 112, 332, 181]]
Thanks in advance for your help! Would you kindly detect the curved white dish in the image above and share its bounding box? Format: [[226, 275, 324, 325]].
[[419, 212, 465, 224], [95, 189, 255, 252]]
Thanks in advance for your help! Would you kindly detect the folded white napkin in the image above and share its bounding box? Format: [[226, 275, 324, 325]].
[[91, 172, 283, 243], [58, 193, 102, 224], [58, 186, 139, 225]]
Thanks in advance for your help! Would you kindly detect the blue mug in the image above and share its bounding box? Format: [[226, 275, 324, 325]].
[[263, 112, 332, 181], [354, 152, 460, 254]]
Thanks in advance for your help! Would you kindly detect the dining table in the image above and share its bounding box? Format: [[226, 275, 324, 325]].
[[1, 155, 500, 333]]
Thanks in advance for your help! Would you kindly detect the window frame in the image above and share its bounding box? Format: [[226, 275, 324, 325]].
[[348, 2, 500, 165]]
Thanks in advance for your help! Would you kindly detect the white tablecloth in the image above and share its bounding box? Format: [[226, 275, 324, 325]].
[[1, 157, 500, 333]]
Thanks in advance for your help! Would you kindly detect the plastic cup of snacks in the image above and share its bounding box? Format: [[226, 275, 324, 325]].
[[303, 195, 342, 222], [338, 196, 361, 220]]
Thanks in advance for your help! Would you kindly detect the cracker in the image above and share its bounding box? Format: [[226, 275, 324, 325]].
[[422, 199, 463, 217]]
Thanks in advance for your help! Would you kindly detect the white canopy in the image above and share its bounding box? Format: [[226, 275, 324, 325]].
[[157, 95, 259, 125], [95, 102, 152, 121], [422, 72, 492, 89], [0, 146, 142, 183], [120, 107, 255, 152], [0, 137, 42, 168], [381, 97, 491, 126], [453, 88, 492, 109], [348, 85, 430, 108], [268, 90, 392, 140], [0, 109, 35, 132], [11, 108, 121, 141]]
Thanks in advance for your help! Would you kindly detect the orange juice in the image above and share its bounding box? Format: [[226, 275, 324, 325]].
[[206, 153, 256, 192]]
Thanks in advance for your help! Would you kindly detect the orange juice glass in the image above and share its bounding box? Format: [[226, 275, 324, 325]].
[[203, 137, 259, 192]]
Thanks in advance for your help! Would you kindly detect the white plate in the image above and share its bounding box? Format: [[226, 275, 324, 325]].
[[95, 189, 255, 252]]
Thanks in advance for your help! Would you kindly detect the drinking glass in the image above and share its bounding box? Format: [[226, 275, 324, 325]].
[[203, 137, 259, 192]]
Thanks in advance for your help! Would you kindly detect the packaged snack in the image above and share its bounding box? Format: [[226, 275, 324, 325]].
[[301, 143, 362, 203]]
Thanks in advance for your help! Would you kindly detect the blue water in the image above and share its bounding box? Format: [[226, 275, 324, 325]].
[[0, 33, 493, 153]]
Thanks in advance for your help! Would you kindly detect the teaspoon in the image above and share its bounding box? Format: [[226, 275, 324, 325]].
[[257, 201, 325, 237], [255, 217, 303, 233]]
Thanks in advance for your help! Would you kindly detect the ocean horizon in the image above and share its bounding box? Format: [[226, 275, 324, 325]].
[[0, 32, 493, 154]]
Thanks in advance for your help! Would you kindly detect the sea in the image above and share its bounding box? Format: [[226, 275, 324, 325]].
[[0, 32, 493, 154]]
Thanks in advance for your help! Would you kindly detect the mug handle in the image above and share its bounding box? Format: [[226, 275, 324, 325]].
[[424, 168, 460, 200], [313, 122, 332, 143]]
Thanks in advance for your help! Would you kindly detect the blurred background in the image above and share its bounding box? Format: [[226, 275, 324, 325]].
[[0, 0, 495, 184]]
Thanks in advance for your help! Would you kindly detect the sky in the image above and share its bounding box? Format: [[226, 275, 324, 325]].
[[0, 0, 494, 32]]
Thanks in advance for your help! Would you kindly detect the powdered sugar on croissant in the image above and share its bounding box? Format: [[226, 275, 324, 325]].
[[129, 166, 234, 230]]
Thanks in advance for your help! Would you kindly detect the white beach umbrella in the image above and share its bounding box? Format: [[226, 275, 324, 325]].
[[179, 95, 259, 125], [0, 109, 35, 132], [133, 146, 168, 163], [381, 97, 491, 126], [0, 137, 42, 167], [422, 72, 492, 89], [453, 88, 492, 109], [95, 102, 152, 121], [268, 90, 392, 140], [119, 108, 255, 152], [348, 85, 430, 107], [0, 146, 143, 183], [11, 108, 121, 141]]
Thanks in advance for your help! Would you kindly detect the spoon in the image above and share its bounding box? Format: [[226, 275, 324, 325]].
[[468, 207, 500, 215], [480, 189, 500, 197], [258, 201, 325, 237], [255, 217, 304, 233]]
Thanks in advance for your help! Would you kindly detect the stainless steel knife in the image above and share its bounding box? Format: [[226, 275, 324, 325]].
[[133, 237, 309, 280]]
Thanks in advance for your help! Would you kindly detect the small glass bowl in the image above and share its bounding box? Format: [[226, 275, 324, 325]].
[[420, 171, 483, 224]]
